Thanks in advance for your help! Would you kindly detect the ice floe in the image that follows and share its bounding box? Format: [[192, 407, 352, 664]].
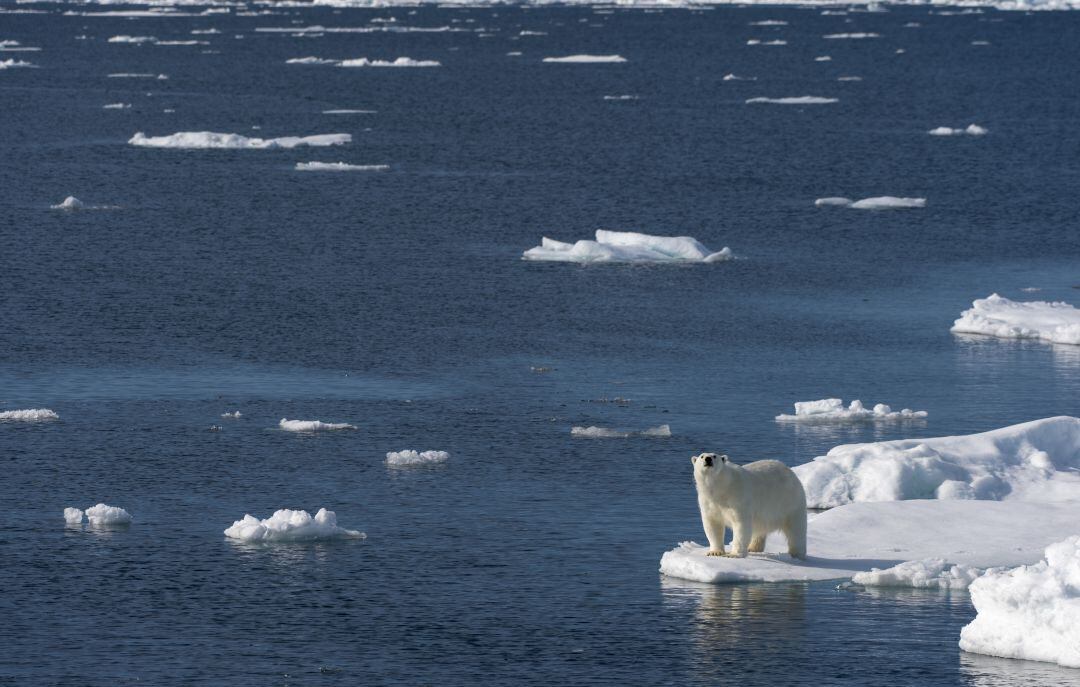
[[746, 96, 837, 104], [850, 196, 926, 209], [571, 424, 671, 438], [814, 197, 853, 207], [0, 408, 59, 421], [221, 410, 241, 418], [749, 19, 788, 25], [929, 124, 988, 136], [722, 73, 756, 81], [64, 507, 84, 525], [814, 55, 832, 61], [952, 293, 1080, 346], [51, 196, 118, 210], [65, 503, 133, 526], [295, 162, 389, 172], [108, 35, 157, 43], [338, 57, 441, 67], [385, 450, 450, 467], [279, 418, 356, 432], [108, 72, 168, 79], [837, 75, 862, 81], [287, 56, 338, 64], [960, 536, 1080, 668], [542, 54, 627, 63], [823, 32, 880, 38], [103, 103, 131, 109], [224, 508, 365, 542], [775, 398, 927, 423], [129, 132, 351, 149], [794, 416, 1080, 508], [851, 558, 987, 590], [322, 109, 376, 114], [0, 58, 36, 69], [603, 94, 639, 100], [522, 230, 732, 264]]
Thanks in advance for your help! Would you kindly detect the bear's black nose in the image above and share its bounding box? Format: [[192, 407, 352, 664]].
[[704, 455, 713, 467]]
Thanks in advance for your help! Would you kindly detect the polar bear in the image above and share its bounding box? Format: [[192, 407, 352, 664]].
[[691, 453, 807, 559]]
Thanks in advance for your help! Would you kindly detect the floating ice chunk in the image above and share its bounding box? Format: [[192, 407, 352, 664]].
[[849, 196, 925, 209], [506, 51, 523, 56], [108, 35, 157, 43], [322, 109, 376, 114], [814, 196, 853, 207], [794, 416, 1080, 508], [155, 40, 208, 46], [776, 399, 927, 423], [952, 293, 1080, 346], [0, 58, 36, 69], [603, 94, 638, 100], [823, 32, 880, 39], [571, 424, 671, 438], [64, 507, 84, 525], [960, 536, 1080, 668], [971, 40, 991, 45], [746, 96, 838, 105], [224, 508, 365, 542], [108, 73, 168, 79], [0, 408, 59, 421], [51, 196, 85, 210], [852, 558, 986, 589], [221, 410, 241, 418], [523, 230, 732, 264], [279, 418, 356, 432], [129, 132, 351, 150], [542, 54, 627, 63], [295, 162, 389, 172], [192, 28, 221, 35], [723, 73, 756, 81], [746, 39, 786, 45], [837, 76, 862, 81], [519, 30, 547, 35], [749, 20, 788, 25], [385, 449, 450, 467], [286, 56, 339, 64], [814, 55, 832, 61], [85, 503, 132, 526], [929, 124, 988, 136], [103, 103, 131, 110], [338, 56, 440, 67]]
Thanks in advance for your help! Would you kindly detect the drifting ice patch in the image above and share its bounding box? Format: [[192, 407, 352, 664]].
[[286, 56, 338, 65], [776, 398, 927, 423], [851, 558, 986, 589], [385, 450, 450, 467], [746, 39, 786, 45], [221, 410, 241, 418], [603, 94, 638, 100], [850, 196, 925, 209], [794, 416, 1080, 508], [814, 55, 832, 61], [814, 196, 852, 207], [952, 293, 1080, 346], [749, 19, 788, 25], [224, 508, 365, 542], [322, 109, 376, 114], [129, 132, 351, 149], [279, 418, 356, 432], [0, 58, 36, 69], [84, 503, 132, 526], [746, 96, 838, 104], [571, 424, 671, 438], [103, 103, 131, 110], [64, 507, 84, 525], [722, 73, 756, 81], [295, 162, 389, 172], [522, 229, 732, 264], [929, 124, 989, 136], [823, 32, 880, 39], [542, 54, 627, 63], [960, 536, 1080, 668], [0, 408, 59, 421], [338, 57, 441, 67], [107, 73, 168, 79], [107, 35, 157, 43]]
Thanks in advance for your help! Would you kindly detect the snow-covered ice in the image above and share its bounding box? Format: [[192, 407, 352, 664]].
[[746, 39, 787, 45], [523, 230, 732, 264], [108, 73, 168, 79], [571, 424, 671, 438], [776, 398, 928, 423], [279, 418, 356, 432], [129, 132, 351, 149], [295, 162, 389, 172], [338, 57, 441, 67], [542, 54, 627, 63], [103, 103, 131, 110], [852, 558, 987, 589], [0, 408, 59, 421], [746, 96, 838, 104], [794, 416, 1080, 508], [64, 507, 84, 525], [385, 450, 450, 467], [224, 508, 365, 542], [107, 35, 157, 43], [851, 196, 925, 209], [960, 536, 1080, 668], [823, 32, 880, 38], [287, 56, 338, 64], [84, 503, 132, 526], [722, 73, 756, 81], [814, 196, 852, 207], [929, 124, 988, 136], [952, 294, 1080, 346]]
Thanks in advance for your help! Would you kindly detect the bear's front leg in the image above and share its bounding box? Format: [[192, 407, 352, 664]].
[[724, 519, 751, 558], [702, 511, 726, 556]]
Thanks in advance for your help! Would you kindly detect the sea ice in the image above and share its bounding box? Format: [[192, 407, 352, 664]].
[[775, 398, 927, 423], [852, 558, 986, 589], [815, 196, 853, 207], [929, 124, 988, 136], [385, 450, 450, 467], [542, 54, 627, 63], [0, 408, 59, 421], [279, 418, 357, 432], [107, 73, 168, 79], [64, 507, 84, 525], [794, 416, 1080, 508], [337, 57, 441, 67], [224, 508, 365, 542], [522, 230, 732, 264], [221, 410, 241, 418], [107, 35, 157, 43], [849, 196, 925, 209], [823, 32, 881, 38], [322, 109, 377, 114], [960, 536, 1080, 668], [295, 162, 389, 172], [103, 103, 131, 109], [722, 73, 756, 81], [129, 132, 351, 149], [952, 294, 1080, 345], [0, 58, 36, 69], [749, 19, 788, 25], [571, 424, 671, 438], [746, 96, 838, 104], [814, 55, 832, 61], [287, 56, 339, 64], [84, 503, 132, 526]]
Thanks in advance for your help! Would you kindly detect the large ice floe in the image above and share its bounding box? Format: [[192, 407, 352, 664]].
[[571, 424, 671, 438], [814, 196, 926, 209], [129, 132, 351, 149], [522, 230, 732, 264], [338, 57, 441, 67], [775, 398, 927, 423], [542, 54, 627, 63], [65, 504, 132, 526], [746, 96, 837, 104], [0, 408, 58, 421], [279, 418, 356, 432], [385, 450, 450, 467], [295, 162, 389, 172], [960, 536, 1080, 668], [929, 124, 988, 136], [951, 293, 1080, 346], [224, 508, 365, 542]]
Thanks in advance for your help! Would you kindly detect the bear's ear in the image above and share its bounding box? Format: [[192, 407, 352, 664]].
[[690, 454, 697, 465], [720, 455, 728, 464]]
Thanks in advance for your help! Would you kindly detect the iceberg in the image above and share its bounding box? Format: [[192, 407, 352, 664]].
[[385, 450, 450, 467], [952, 294, 1080, 346], [129, 132, 351, 149], [295, 162, 389, 172], [85, 503, 132, 526], [571, 424, 671, 438], [542, 54, 627, 63], [929, 124, 988, 136], [746, 96, 838, 104], [960, 536, 1080, 668], [794, 416, 1080, 508], [523, 230, 732, 264], [776, 398, 927, 423], [337, 57, 441, 67], [224, 508, 365, 542], [0, 408, 58, 421], [279, 418, 356, 432]]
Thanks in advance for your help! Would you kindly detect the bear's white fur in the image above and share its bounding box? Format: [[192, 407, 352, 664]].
[[691, 452, 807, 559]]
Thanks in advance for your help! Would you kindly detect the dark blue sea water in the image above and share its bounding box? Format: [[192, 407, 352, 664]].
[[2, 2, 1079, 684]]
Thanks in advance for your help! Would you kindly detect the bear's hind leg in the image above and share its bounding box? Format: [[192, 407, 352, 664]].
[[748, 534, 767, 553], [784, 513, 807, 560]]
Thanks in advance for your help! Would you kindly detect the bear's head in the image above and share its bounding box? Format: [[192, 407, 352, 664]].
[[691, 452, 729, 469], [692, 453, 733, 490]]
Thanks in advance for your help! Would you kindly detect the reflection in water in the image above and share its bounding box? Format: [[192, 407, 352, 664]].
[[960, 651, 1080, 687], [225, 539, 350, 567]]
